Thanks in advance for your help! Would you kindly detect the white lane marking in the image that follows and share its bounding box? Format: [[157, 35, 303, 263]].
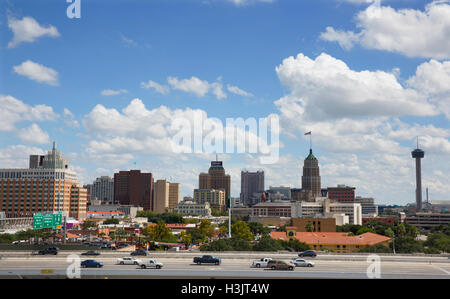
[[431, 265, 450, 275]]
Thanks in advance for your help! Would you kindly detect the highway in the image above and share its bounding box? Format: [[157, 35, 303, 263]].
[[0, 252, 449, 279]]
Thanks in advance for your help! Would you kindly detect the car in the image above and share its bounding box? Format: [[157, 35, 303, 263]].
[[38, 247, 59, 255], [81, 250, 100, 256], [298, 250, 317, 258], [117, 257, 140, 265], [251, 258, 273, 268], [131, 249, 149, 256], [290, 258, 315, 267], [138, 259, 163, 269], [268, 260, 295, 271], [193, 255, 221, 265], [81, 259, 103, 268]]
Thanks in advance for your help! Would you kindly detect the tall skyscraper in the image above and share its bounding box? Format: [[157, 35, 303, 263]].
[[240, 170, 264, 206], [153, 180, 180, 213], [154, 179, 169, 213], [114, 170, 153, 210], [301, 149, 321, 198], [0, 142, 87, 220], [90, 176, 114, 205], [412, 144, 425, 212], [168, 182, 180, 212], [199, 160, 231, 200]]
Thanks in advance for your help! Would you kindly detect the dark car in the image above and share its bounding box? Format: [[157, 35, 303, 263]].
[[298, 250, 317, 258], [131, 249, 149, 256], [38, 247, 59, 255], [193, 255, 221, 265], [81, 259, 103, 268], [81, 250, 100, 256]]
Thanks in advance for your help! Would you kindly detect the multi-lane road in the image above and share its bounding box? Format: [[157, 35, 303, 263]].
[[0, 252, 449, 279]]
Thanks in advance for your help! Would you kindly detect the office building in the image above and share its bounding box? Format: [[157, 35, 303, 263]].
[[168, 182, 180, 212], [291, 217, 337, 232], [114, 170, 153, 211], [299, 199, 362, 225], [405, 213, 450, 229], [0, 142, 87, 220], [301, 149, 321, 198], [355, 196, 378, 216], [240, 170, 264, 206], [328, 185, 356, 202], [194, 189, 226, 211], [90, 176, 114, 205], [266, 186, 291, 201], [199, 160, 231, 200], [174, 201, 212, 216], [251, 202, 302, 218]]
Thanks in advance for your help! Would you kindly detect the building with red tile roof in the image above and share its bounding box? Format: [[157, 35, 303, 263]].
[[271, 228, 391, 253]]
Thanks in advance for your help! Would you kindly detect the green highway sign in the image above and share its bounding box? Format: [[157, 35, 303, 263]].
[[33, 212, 63, 230]]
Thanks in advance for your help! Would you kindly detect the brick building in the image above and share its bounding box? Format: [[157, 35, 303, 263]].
[[114, 170, 153, 211]]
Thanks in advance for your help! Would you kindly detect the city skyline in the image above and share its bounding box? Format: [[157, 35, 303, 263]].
[[0, 0, 449, 205]]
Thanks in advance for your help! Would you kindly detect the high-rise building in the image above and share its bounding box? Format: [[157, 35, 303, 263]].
[[301, 149, 321, 198], [113, 170, 153, 211], [0, 142, 87, 220], [199, 160, 231, 200], [327, 185, 356, 202], [168, 183, 180, 212], [153, 180, 180, 213], [90, 176, 114, 205], [240, 170, 264, 206], [154, 179, 169, 213]]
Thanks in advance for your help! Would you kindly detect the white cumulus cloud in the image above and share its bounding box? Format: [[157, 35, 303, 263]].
[[321, 1, 450, 59], [7, 16, 60, 48], [13, 60, 59, 86]]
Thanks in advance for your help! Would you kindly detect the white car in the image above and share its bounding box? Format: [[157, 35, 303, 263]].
[[290, 259, 315, 267], [117, 257, 140, 265], [138, 259, 164, 269]]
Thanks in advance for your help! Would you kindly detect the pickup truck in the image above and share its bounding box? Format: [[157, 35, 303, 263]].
[[251, 258, 273, 268], [138, 259, 163, 269], [193, 255, 221, 265]]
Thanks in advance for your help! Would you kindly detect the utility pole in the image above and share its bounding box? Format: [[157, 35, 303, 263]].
[[228, 197, 232, 239], [63, 216, 67, 244]]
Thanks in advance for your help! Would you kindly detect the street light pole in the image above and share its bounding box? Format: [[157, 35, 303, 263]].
[[228, 197, 232, 239]]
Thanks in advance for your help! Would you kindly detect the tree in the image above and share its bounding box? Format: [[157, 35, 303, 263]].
[[229, 237, 252, 251], [424, 232, 450, 253], [200, 239, 233, 251], [199, 219, 216, 239], [82, 221, 97, 229], [384, 228, 395, 238], [190, 228, 207, 245], [103, 218, 119, 225], [280, 239, 310, 252], [147, 221, 174, 242], [253, 235, 283, 251], [359, 244, 392, 253], [231, 221, 254, 241], [248, 222, 270, 237], [336, 224, 362, 235], [396, 224, 407, 237], [180, 231, 192, 248], [305, 222, 314, 232], [356, 227, 375, 235], [393, 237, 423, 253]]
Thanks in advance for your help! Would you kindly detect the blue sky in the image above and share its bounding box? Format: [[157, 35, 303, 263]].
[[0, 0, 449, 205]]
